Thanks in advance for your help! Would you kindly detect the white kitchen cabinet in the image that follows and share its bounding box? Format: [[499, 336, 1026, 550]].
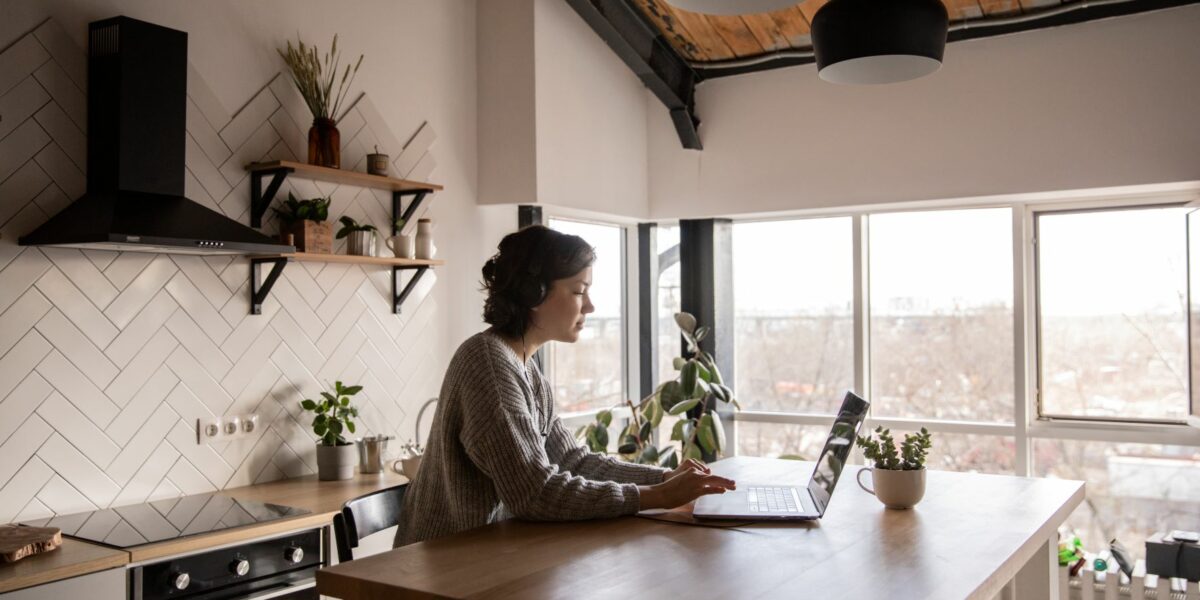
[[0, 567, 125, 600]]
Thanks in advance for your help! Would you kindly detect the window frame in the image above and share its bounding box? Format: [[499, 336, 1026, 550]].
[[724, 186, 1200, 477], [543, 210, 637, 425]]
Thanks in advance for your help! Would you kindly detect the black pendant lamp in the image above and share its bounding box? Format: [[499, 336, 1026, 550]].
[[811, 0, 949, 85]]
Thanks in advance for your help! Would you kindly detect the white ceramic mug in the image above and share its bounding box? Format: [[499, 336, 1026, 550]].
[[857, 467, 926, 509], [393, 455, 422, 480], [386, 234, 415, 259]]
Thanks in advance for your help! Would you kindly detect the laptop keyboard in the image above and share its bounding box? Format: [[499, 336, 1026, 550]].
[[747, 486, 800, 513]]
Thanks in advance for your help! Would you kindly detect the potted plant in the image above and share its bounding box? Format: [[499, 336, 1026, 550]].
[[854, 426, 933, 509], [300, 381, 362, 480], [278, 34, 363, 169], [273, 193, 332, 253], [336, 216, 377, 256], [578, 312, 739, 468]]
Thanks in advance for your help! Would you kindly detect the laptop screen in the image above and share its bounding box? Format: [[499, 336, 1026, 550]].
[[807, 391, 870, 515]]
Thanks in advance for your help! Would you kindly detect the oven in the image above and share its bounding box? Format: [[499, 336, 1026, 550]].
[[128, 528, 323, 600]]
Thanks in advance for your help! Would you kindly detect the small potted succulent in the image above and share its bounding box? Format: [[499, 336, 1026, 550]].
[[336, 216, 377, 256], [855, 426, 933, 509], [273, 193, 332, 253], [301, 381, 362, 480]]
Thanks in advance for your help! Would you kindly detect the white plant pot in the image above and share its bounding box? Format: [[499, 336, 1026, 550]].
[[346, 231, 376, 256]]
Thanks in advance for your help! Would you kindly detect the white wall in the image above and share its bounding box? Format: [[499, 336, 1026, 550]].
[[476, 0, 650, 218], [648, 5, 1200, 219], [0, 0, 499, 523]]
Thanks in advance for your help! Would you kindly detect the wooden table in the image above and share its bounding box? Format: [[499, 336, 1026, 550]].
[[316, 457, 1084, 600]]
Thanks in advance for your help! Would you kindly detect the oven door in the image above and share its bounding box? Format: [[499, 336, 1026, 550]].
[[130, 529, 322, 600]]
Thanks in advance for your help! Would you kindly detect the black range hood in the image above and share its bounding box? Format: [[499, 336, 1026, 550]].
[[20, 16, 292, 255]]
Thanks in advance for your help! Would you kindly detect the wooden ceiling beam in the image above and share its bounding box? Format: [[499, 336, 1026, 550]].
[[566, 0, 705, 149]]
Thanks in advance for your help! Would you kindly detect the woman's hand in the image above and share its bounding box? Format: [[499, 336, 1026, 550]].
[[638, 463, 735, 510]]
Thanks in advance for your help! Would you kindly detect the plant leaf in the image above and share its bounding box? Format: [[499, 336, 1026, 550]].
[[670, 419, 687, 441], [674, 312, 697, 334], [617, 443, 638, 455], [346, 420, 356, 433], [342, 385, 363, 396], [667, 397, 700, 416], [683, 442, 702, 462], [592, 425, 608, 450], [321, 391, 337, 403], [658, 446, 677, 468], [672, 356, 686, 371], [659, 381, 683, 411], [639, 445, 659, 464], [698, 414, 716, 453], [300, 399, 316, 411], [641, 396, 663, 429], [680, 361, 698, 397], [597, 410, 612, 428], [710, 411, 726, 453]]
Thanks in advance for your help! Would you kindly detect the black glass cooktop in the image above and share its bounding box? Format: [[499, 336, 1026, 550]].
[[21, 493, 310, 549]]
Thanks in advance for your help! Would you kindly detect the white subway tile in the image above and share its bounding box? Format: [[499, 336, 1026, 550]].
[[39, 247, 118, 309], [104, 327, 177, 408], [353, 95, 403, 161], [396, 121, 436, 177], [35, 264, 119, 347], [0, 372, 52, 445], [165, 456, 217, 496], [0, 119, 51, 183], [146, 478, 181, 504], [186, 96, 231, 166], [106, 364, 178, 445], [32, 182, 71, 217], [316, 294, 367, 356], [164, 309, 232, 379], [165, 346, 233, 417], [167, 421, 233, 489], [34, 308, 118, 388], [0, 413, 52, 484], [187, 63, 230, 131], [32, 60, 85, 133], [104, 289, 177, 368], [268, 106, 306, 163], [221, 329, 280, 401], [165, 271, 232, 345], [111, 439, 178, 507], [0, 331, 52, 401], [170, 255, 233, 312], [36, 434, 120, 507], [219, 91, 279, 152], [219, 121, 279, 188], [316, 324, 365, 384], [37, 475, 97, 515], [406, 151, 438, 183], [0, 288, 50, 358], [32, 20, 85, 92], [0, 35, 50, 98], [185, 133, 232, 201], [0, 161, 50, 228], [268, 309, 323, 372], [35, 349, 119, 428], [34, 101, 85, 172], [102, 252, 154, 290], [0, 76, 50, 141], [105, 255, 178, 329], [106, 402, 178, 487], [36, 393, 119, 468], [82, 250, 118, 272], [33, 141, 85, 199], [0, 458, 53, 524]]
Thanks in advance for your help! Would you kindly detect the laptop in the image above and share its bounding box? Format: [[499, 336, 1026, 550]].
[[693, 391, 870, 521]]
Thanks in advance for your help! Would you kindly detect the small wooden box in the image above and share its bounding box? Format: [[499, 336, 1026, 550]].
[[283, 220, 333, 254]]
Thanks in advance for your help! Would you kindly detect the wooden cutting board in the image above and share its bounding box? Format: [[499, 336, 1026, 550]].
[[0, 525, 62, 563]]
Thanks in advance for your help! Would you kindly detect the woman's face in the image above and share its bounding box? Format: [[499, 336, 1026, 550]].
[[530, 267, 595, 344]]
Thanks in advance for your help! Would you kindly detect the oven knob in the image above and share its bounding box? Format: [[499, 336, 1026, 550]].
[[230, 559, 250, 576], [172, 572, 190, 590], [285, 547, 304, 564]]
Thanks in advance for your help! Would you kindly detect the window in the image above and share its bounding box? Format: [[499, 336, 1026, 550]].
[[869, 208, 1014, 422], [545, 218, 626, 414], [733, 218, 855, 415], [1036, 206, 1189, 422], [656, 225, 681, 386]]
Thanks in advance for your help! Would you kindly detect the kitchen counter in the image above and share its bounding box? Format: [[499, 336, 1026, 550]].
[[0, 538, 127, 594], [0, 470, 407, 592]]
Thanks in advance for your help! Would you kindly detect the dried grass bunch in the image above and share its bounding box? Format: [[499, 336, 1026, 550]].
[[278, 34, 363, 124]]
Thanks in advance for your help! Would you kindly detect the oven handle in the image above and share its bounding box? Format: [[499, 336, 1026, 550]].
[[239, 577, 315, 600]]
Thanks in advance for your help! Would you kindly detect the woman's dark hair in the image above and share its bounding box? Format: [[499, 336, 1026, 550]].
[[482, 225, 595, 338]]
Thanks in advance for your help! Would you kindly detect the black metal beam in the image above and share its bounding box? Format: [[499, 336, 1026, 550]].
[[565, 0, 703, 150], [694, 0, 1200, 79], [638, 223, 658, 401], [679, 219, 734, 461]]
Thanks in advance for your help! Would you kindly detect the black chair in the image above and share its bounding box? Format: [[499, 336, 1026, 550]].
[[331, 484, 407, 563]]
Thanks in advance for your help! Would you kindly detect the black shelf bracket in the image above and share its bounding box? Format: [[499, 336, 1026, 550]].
[[392, 266, 428, 314], [250, 167, 295, 228], [392, 190, 428, 234], [250, 257, 290, 315]]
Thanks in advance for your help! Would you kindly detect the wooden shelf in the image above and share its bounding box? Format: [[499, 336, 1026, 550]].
[[249, 252, 445, 267], [246, 161, 443, 192]]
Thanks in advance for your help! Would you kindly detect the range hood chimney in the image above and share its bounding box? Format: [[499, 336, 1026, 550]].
[[19, 16, 292, 255]]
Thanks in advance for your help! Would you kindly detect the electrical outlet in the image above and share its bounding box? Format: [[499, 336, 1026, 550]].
[[197, 417, 222, 444], [242, 414, 259, 434]]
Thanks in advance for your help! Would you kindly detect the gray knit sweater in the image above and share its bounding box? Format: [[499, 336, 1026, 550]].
[[393, 330, 668, 547]]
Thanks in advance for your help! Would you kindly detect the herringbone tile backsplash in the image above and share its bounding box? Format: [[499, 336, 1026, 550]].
[[0, 20, 442, 524]]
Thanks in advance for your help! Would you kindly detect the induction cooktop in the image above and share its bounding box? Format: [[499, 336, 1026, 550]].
[[21, 493, 310, 549]]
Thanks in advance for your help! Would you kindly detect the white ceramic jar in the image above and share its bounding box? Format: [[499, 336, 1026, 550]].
[[415, 218, 436, 260]]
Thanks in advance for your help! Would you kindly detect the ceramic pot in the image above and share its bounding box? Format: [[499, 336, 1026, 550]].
[[415, 219, 436, 260], [386, 234, 415, 259], [346, 230, 375, 256], [316, 443, 356, 481], [857, 467, 926, 509], [307, 117, 340, 169]]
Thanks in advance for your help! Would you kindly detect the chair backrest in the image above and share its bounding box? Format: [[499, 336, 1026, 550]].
[[332, 484, 407, 563]]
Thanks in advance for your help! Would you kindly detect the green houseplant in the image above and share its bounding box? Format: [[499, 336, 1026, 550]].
[[578, 312, 739, 469], [300, 381, 362, 480], [336, 216, 378, 256], [274, 193, 332, 253], [854, 427, 934, 509], [278, 34, 363, 169]]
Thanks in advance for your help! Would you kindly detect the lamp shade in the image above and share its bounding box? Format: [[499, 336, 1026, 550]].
[[665, 0, 799, 16], [811, 0, 949, 85]]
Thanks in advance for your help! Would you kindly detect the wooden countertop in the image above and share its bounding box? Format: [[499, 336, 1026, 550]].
[[0, 471, 407, 591], [128, 471, 407, 563], [0, 538, 127, 594]]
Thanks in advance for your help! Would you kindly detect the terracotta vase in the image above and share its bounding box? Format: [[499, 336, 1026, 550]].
[[307, 117, 341, 169]]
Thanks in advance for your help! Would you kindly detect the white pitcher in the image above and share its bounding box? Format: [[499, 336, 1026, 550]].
[[415, 219, 437, 260]]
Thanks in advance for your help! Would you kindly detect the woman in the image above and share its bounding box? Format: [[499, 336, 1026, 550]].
[[395, 225, 736, 547]]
